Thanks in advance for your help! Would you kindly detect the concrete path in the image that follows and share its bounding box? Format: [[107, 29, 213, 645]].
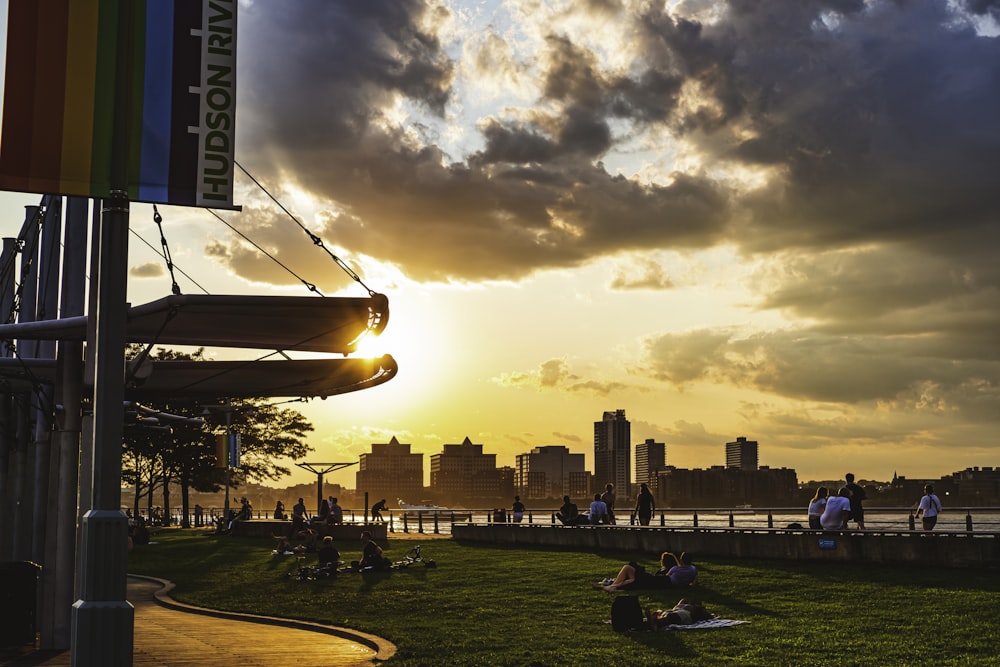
[[0, 576, 395, 667]]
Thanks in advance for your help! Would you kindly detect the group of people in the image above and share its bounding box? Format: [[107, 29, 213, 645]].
[[594, 550, 699, 592], [294, 530, 391, 576], [806, 473, 867, 531], [807, 473, 943, 531], [553, 482, 658, 526]]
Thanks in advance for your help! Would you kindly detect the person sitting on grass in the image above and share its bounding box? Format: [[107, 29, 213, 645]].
[[273, 513, 317, 553], [358, 530, 391, 571], [593, 551, 698, 591], [317, 535, 341, 574]]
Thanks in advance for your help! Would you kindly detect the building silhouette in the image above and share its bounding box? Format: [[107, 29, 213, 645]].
[[355, 436, 423, 503], [514, 445, 588, 500], [726, 436, 759, 471], [658, 465, 798, 507], [430, 437, 506, 501], [635, 438, 666, 491], [595, 409, 631, 499]]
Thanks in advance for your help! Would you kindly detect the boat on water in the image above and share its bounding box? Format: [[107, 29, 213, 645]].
[[396, 499, 473, 521], [716, 504, 754, 515], [397, 499, 447, 511]]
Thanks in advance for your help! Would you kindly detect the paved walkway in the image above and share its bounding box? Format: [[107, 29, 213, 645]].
[[0, 576, 395, 667]]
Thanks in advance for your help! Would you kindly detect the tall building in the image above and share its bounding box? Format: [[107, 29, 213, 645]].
[[594, 409, 631, 499], [635, 438, 666, 490], [430, 437, 503, 501], [513, 445, 587, 499], [726, 436, 759, 471], [356, 436, 424, 503]]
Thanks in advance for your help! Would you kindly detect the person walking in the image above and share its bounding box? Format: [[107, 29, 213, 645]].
[[844, 473, 866, 529], [913, 484, 942, 531], [634, 483, 656, 526], [371, 498, 387, 523]]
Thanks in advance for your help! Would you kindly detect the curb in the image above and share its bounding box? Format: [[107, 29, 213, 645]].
[[127, 574, 397, 662]]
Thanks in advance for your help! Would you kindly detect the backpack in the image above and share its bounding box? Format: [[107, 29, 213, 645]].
[[611, 595, 644, 632]]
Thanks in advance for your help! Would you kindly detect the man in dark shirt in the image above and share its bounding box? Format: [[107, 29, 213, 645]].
[[844, 473, 867, 529], [556, 495, 587, 525]]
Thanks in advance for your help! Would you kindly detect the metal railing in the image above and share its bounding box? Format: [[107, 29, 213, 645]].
[[131, 505, 1000, 535]]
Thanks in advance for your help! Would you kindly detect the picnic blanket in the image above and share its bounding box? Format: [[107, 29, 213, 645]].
[[662, 618, 750, 630], [603, 617, 750, 630]]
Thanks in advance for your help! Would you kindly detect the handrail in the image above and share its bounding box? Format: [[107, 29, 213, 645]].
[[134, 505, 1000, 535]]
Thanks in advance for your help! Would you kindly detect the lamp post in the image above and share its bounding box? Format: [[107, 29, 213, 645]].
[[202, 401, 246, 524], [295, 462, 358, 515]]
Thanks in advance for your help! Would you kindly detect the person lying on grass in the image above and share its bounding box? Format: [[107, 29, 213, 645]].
[[646, 598, 713, 629], [593, 551, 698, 591]]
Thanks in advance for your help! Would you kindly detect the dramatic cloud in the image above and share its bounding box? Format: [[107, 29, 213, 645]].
[[639, 326, 1000, 421], [494, 358, 630, 395], [200, 0, 1000, 475]]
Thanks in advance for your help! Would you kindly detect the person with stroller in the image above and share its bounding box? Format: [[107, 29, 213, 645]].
[[371, 498, 387, 523]]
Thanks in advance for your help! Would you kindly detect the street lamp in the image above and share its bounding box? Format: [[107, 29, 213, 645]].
[[202, 401, 250, 525], [295, 462, 358, 515]]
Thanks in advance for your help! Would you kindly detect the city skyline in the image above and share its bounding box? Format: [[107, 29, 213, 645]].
[[2, 2, 999, 490], [319, 426, 991, 492]]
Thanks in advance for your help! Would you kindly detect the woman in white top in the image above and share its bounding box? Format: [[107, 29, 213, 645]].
[[913, 484, 942, 531], [807, 486, 828, 530]]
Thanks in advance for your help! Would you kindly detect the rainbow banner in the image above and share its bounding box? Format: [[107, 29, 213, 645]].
[[0, 0, 236, 209]]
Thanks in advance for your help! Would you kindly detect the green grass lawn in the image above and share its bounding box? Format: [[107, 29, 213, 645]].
[[128, 529, 1000, 666]]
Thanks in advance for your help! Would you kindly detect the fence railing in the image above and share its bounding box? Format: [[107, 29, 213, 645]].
[[131, 505, 1000, 535]]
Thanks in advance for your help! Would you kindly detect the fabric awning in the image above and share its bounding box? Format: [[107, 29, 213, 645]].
[[0, 355, 397, 399], [0, 293, 389, 354]]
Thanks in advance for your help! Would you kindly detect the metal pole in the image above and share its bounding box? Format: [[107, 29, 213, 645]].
[[72, 2, 136, 658], [71, 192, 133, 666], [224, 406, 232, 527]]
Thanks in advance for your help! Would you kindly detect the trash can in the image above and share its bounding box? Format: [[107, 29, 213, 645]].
[[0, 561, 41, 647]]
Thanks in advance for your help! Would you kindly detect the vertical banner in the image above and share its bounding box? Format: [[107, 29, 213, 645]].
[[0, 0, 237, 209]]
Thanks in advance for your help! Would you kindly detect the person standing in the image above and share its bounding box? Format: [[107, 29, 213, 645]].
[[511, 495, 525, 523], [601, 483, 617, 525], [913, 484, 942, 531], [292, 497, 307, 520], [820, 487, 852, 530], [328, 497, 344, 525], [634, 483, 656, 526], [807, 487, 828, 530], [844, 473, 866, 529]]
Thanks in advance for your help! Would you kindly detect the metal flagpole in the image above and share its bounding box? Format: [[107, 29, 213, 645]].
[[71, 2, 135, 663]]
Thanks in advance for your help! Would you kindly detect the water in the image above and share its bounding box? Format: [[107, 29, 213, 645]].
[[377, 508, 1000, 536], [155, 507, 1000, 535]]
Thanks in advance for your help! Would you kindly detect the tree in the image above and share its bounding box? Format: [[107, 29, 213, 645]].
[[121, 346, 314, 526]]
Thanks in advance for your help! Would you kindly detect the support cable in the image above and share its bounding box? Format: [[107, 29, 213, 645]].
[[204, 208, 323, 296], [233, 160, 376, 296], [152, 205, 181, 295], [128, 228, 211, 294]]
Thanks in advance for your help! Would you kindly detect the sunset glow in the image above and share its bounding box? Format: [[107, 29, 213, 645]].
[[2, 0, 998, 489]]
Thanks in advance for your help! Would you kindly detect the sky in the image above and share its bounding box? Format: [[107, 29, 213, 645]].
[[2, 0, 1000, 490]]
